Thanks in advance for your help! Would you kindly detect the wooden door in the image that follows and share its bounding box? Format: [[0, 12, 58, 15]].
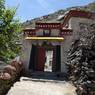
[[29, 45, 37, 70], [55, 45, 61, 72], [36, 46, 45, 71], [52, 45, 61, 72], [52, 47, 56, 72]]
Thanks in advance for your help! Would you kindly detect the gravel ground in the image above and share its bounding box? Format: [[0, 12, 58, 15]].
[[7, 77, 76, 95]]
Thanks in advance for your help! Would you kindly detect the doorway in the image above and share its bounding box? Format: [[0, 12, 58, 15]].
[[29, 44, 61, 72], [44, 50, 53, 72]]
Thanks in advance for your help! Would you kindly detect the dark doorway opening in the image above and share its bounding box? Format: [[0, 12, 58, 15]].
[[29, 44, 61, 72]]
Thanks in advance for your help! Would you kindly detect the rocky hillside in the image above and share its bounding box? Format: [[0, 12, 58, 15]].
[[22, 1, 95, 28]]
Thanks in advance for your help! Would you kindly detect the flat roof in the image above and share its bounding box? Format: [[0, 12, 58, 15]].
[[62, 10, 95, 26]]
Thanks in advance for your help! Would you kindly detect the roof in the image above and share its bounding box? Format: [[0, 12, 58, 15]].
[[57, 15, 65, 20], [62, 9, 95, 26], [23, 28, 36, 31]]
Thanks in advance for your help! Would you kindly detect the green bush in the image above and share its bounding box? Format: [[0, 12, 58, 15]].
[[0, 0, 22, 62]]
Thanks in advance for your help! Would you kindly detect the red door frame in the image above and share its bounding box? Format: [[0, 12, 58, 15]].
[[36, 46, 46, 71]]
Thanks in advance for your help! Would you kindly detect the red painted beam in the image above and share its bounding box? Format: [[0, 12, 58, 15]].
[[36, 23, 62, 29], [23, 29, 36, 36], [60, 29, 73, 36]]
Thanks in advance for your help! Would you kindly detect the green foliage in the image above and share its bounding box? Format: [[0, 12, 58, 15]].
[[0, 0, 22, 62], [89, 3, 95, 11]]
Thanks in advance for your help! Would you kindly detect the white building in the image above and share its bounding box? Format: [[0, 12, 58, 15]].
[[21, 9, 95, 73]]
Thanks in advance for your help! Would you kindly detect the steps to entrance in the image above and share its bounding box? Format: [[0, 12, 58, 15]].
[[26, 71, 68, 81], [7, 77, 76, 95]]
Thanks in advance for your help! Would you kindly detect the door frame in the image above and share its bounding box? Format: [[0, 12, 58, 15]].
[[29, 44, 61, 72]]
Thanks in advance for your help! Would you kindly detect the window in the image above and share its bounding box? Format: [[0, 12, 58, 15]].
[[43, 30, 51, 36]]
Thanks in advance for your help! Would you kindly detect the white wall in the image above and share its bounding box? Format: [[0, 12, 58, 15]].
[[61, 35, 73, 72], [69, 17, 94, 40], [61, 17, 94, 72], [36, 29, 60, 36], [21, 17, 94, 73], [21, 37, 32, 71], [51, 29, 60, 36]]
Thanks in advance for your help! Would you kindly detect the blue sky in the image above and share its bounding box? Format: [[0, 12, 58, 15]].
[[6, 0, 95, 22]]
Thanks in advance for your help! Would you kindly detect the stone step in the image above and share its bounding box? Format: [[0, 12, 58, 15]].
[[25, 71, 68, 81]]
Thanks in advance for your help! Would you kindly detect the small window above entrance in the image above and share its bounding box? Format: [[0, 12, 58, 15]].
[[43, 30, 51, 37]]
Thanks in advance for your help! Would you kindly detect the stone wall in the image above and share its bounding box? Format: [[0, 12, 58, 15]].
[[0, 60, 23, 95], [66, 23, 95, 95]]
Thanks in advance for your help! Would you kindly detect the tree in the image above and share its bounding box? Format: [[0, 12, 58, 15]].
[[0, 0, 21, 62]]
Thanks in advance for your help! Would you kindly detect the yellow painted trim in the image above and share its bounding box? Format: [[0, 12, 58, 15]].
[[25, 37, 64, 41]]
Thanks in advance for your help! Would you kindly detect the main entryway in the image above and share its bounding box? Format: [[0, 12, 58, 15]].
[[44, 50, 53, 72], [29, 44, 61, 72]]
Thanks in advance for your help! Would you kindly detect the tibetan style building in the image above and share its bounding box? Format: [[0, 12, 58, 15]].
[[21, 9, 95, 73]]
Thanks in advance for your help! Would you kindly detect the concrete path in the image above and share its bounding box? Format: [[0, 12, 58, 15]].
[[7, 77, 76, 95]]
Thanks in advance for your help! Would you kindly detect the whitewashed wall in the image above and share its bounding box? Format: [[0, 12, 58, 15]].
[[21, 37, 32, 71], [36, 29, 60, 36], [21, 17, 94, 73], [69, 17, 94, 40], [61, 17, 94, 72], [61, 35, 73, 72]]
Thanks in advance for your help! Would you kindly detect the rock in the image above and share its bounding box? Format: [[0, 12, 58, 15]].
[[0, 73, 12, 80], [0, 60, 23, 95], [4, 65, 16, 78], [66, 24, 95, 95], [10, 61, 23, 74]]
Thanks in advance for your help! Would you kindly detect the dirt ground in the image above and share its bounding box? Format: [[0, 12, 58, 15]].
[[7, 77, 76, 95]]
